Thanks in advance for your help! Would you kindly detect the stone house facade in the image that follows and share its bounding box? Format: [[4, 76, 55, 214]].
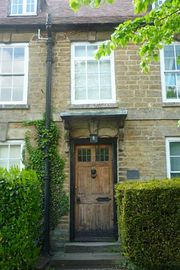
[[0, 0, 179, 250]]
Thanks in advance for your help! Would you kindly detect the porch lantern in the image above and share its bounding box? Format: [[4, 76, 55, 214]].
[[90, 134, 98, 143]]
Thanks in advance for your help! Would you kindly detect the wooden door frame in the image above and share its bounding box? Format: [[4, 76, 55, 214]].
[[69, 138, 118, 241]]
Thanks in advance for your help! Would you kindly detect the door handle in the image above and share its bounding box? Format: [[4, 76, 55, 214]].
[[76, 197, 81, 203]]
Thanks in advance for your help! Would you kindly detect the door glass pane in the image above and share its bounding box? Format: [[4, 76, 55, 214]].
[[96, 147, 109, 161], [78, 148, 91, 162], [170, 157, 180, 171], [170, 142, 180, 155]]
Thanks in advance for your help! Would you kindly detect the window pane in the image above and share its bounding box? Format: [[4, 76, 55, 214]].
[[1, 88, 12, 101], [0, 161, 8, 169], [171, 173, 180, 178], [100, 86, 112, 99], [165, 73, 177, 98], [88, 87, 99, 100], [87, 74, 99, 99], [170, 142, 180, 155], [1, 76, 12, 87], [87, 61, 98, 73], [170, 157, 180, 171], [75, 87, 86, 100], [11, 0, 23, 14], [100, 60, 111, 73], [176, 45, 180, 70], [165, 58, 175, 70], [75, 61, 86, 73], [26, 0, 35, 12], [87, 45, 97, 57], [75, 46, 86, 57], [13, 48, 25, 73], [75, 74, 86, 88], [0, 145, 8, 158], [9, 159, 20, 168], [166, 86, 177, 99], [10, 145, 21, 158], [164, 46, 174, 58], [1, 48, 13, 73]]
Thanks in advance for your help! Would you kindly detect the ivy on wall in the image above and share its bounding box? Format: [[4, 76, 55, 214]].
[[23, 119, 69, 229]]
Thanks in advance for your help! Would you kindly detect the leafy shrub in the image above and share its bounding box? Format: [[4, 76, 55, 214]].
[[0, 168, 42, 270], [116, 179, 180, 270], [24, 119, 69, 229]]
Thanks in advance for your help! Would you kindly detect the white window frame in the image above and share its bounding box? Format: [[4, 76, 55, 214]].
[[0, 140, 24, 171], [71, 42, 116, 105], [10, 0, 37, 16], [0, 43, 29, 105], [160, 43, 180, 103], [166, 137, 180, 178]]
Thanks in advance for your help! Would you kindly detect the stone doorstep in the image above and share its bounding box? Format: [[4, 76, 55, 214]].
[[64, 242, 121, 253], [50, 252, 123, 268]]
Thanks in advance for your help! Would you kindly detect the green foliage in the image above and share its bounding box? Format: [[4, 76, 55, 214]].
[[24, 119, 69, 229], [116, 179, 180, 270], [0, 168, 41, 270], [69, 0, 180, 72], [69, 0, 114, 11]]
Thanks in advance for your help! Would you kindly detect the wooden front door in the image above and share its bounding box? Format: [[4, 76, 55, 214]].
[[74, 144, 115, 241]]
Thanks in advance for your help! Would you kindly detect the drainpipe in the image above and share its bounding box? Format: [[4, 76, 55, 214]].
[[43, 13, 53, 255]]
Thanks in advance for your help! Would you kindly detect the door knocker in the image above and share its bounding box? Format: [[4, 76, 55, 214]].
[[91, 167, 97, 178]]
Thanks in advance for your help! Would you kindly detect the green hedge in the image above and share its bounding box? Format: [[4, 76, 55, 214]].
[[116, 179, 180, 270], [0, 168, 42, 270]]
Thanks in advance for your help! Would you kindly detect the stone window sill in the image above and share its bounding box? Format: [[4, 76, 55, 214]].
[[69, 103, 119, 110], [0, 104, 30, 110], [162, 103, 180, 108]]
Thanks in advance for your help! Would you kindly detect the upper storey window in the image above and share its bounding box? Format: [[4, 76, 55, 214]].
[[71, 42, 116, 105], [10, 0, 37, 16], [0, 44, 28, 104], [160, 43, 180, 102]]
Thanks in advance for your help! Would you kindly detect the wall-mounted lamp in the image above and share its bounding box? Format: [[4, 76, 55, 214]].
[[90, 134, 98, 143]]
